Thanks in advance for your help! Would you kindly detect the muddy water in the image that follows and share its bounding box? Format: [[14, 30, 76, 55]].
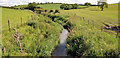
[[52, 28, 69, 56]]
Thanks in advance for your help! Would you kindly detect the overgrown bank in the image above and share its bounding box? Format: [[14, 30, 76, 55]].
[[40, 12, 119, 56], [66, 19, 118, 56], [2, 14, 62, 56]]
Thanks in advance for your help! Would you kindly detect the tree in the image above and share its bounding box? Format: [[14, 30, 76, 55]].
[[27, 2, 37, 10], [60, 4, 72, 10], [85, 2, 91, 6], [72, 3, 78, 9], [98, 2, 108, 11]]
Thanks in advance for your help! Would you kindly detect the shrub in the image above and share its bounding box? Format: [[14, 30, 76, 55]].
[[27, 2, 37, 10], [26, 20, 39, 28], [60, 4, 78, 10], [55, 10, 60, 13], [49, 10, 54, 13], [72, 3, 78, 9], [45, 9, 48, 12], [84, 2, 91, 6], [64, 4, 72, 10]]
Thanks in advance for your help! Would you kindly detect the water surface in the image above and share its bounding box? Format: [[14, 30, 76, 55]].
[[52, 28, 69, 56]]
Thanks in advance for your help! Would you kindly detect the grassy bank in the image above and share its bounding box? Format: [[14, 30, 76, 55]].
[[2, 14, 62, 56], [50, 3, 119, 56]]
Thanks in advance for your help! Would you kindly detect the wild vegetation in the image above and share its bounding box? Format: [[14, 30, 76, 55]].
[[2, 11, 62, 56], [1, 2, 119, 57], [60, 4, 79, 10]]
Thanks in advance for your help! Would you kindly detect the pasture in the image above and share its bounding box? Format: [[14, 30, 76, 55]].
[[1, 3, 119, 56], [37, 4, 61, 10], [42, 3, 119, 56], [2, 8, 33, 30]]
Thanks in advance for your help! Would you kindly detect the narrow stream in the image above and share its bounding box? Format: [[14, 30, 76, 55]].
[[52, 28, 69, 56]]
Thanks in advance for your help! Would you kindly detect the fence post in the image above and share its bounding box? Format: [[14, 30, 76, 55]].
[[8, 20, 11, 32], [83, 17, 85, 21]]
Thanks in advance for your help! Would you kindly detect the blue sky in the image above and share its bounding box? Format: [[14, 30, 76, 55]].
[[0, 0, 119, 6]]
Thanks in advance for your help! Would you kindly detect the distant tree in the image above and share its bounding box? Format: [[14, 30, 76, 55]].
[[60, 4, 72, 10], [40, 2, 43, 4], [51, 2, 53, 4], [98, 2, 108, 11], [27, 2, 37, 10], [85, 2, 91, 6], [72, 3, 78, 9]]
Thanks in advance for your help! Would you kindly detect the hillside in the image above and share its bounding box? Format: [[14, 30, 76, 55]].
[[1, 3, 119, 56], [39, 3, 119, 56], [2, 8, 62, 56], [37, 4, 61, 10], [2, 8, 33, 30]]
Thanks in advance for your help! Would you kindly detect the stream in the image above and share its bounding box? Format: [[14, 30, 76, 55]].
[[52, 28, 69, 56]]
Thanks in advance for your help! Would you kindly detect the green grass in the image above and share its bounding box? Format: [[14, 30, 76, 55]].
[[51, 3, 119, 56], [0, 7, 2, 58], [14, 5, 28, 8], [37, 4, 61, 10], [2, 3, 119, 56], [58, 3, 118, 29], [2, 8, 33, 30], [2, 14, 62, 56]]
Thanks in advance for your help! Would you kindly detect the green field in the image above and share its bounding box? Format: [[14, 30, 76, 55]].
[[37, 4, 61, 10], [2, 9, 62, 56], [2, 8, 33, 30], [14, 5, 28, 9], [2, 3, 119, 56], [40, 3, 119, 56]]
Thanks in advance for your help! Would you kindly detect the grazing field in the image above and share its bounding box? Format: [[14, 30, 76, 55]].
[[49, 3, 118, 56], [37, 4, 61, 10], [2, 8, 33, 30], [2, 3, 119, 57], [14, 5, 28, 9], [66, 4, 118, 56]]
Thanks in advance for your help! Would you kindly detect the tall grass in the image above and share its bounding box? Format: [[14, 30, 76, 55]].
[[2, 14, 62, 56]]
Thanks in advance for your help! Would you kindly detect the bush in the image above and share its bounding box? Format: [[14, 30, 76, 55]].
[[60, 4, 78, 10], [55, 10, 60, 13], [45, 9, 48, 12], [64, 4, 72, 10], [49, 10, 54, 13], [85, 2, 91, 6], [72, 3, 78, 9], [27, 2, 37, 10], [26, 20, 39, 28]]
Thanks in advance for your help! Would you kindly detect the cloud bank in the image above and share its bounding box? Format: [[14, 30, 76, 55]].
[[0, 0, 119, 6]]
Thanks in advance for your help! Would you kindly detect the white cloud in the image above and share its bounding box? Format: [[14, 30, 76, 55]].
[[0, 0, 119, 6]]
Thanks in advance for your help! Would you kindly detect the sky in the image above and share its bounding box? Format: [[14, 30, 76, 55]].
[[0, 0, 119, 6]]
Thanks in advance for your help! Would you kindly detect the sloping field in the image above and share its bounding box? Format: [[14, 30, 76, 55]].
[[52, 3, 119, 56], [59, 3, 118, 29], [2, 8, 33, 30], [37, 4, 61, 10]]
